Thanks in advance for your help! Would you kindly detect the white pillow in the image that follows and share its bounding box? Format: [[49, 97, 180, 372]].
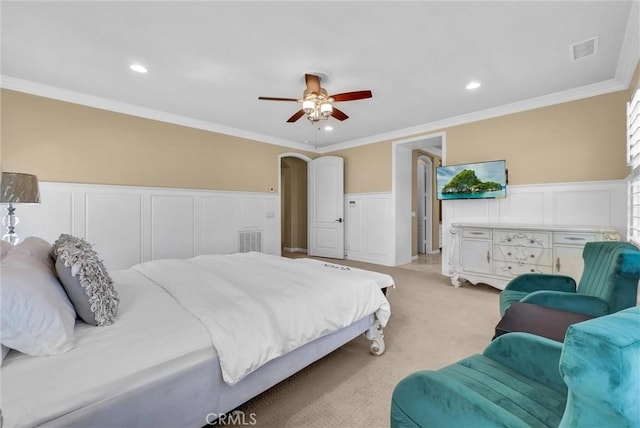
[[1, 242, 76, 356], [14, 236, 55, 267], [0, 240, 12, 260]]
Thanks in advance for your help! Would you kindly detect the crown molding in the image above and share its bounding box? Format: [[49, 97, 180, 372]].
[[319, 78, 626, 153], [1, 74, 628, 156], [0, 75, 313, 152]]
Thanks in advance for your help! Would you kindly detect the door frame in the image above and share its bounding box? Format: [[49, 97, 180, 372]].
[[392, 132, 445, 266], [277, 153, 313, 256]]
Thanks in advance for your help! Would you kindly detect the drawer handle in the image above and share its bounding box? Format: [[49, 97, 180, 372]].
[[486, 251, 491, 263], [564, 237, 586, 241], [530, 269, 535, 272], [530, 254, 535, 258], [469, 232, 484, 235], [556, 257, 561, 271], [507, 252, 512, 256]]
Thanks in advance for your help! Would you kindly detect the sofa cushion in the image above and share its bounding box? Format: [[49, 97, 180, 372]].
[[559, 306, 640, 427], [391, 354, 566, 428]]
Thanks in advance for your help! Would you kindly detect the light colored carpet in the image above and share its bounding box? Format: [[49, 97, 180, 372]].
[[230, 257, 501, 428]]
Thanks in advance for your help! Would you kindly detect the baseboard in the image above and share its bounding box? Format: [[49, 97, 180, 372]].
[[284, 247, 307, 253]]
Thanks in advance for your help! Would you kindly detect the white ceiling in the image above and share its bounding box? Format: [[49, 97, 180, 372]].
[[1, 1, 638, 151]]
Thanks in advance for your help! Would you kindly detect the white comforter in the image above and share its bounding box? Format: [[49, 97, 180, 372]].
[[132, 252, 391, 385]]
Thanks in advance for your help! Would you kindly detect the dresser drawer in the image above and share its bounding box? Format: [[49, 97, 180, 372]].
[[462, 228, 491, 239], [553, 232, 597, 245], [494, 261, 553, 278], [493, 245, 552, 266], [493, 230, 551, 248]]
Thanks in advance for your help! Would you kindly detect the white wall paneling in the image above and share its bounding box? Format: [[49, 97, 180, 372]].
[[86, 192, 143, 272], [1, 182, 279, 270], [441, 179, 628, 277], [344, 193, 394, 265]]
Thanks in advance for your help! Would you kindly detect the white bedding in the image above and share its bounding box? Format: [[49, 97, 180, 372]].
[[132, 252, 391, 385], [1, 269, 215, 428], [1, 253, 392, 427]]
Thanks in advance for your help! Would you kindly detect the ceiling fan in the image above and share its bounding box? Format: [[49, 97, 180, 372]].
[[258, 73, 373, 123]]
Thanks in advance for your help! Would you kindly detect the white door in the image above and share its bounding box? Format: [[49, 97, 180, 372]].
[[308, 156, 344, 259]]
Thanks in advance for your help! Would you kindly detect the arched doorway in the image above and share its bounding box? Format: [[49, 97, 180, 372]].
[[279, 153, 311, 256]]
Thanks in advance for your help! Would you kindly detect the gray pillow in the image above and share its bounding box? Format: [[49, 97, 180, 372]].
[[52, 234, 119, 326]]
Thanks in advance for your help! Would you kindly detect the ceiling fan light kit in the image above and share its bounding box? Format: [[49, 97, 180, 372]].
[[259, 73, 372, 124]]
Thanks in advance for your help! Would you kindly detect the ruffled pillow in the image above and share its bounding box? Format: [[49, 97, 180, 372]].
[[52, 234, 119, 326]]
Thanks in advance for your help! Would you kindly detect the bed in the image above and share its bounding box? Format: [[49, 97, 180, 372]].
[[0, 237, 392, 428]]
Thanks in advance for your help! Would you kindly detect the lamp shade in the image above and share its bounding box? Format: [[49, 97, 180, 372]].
[[1, 172, 41, 204]]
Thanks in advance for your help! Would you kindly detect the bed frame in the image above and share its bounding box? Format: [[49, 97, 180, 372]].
[[39, 315, 385, 427]]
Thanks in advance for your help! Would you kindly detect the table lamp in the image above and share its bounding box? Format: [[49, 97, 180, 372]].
[[1, 172, 41, 244]]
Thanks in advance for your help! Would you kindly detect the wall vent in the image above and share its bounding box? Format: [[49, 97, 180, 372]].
[[571, 37, 598, 61], [238, 230, 263, 253]]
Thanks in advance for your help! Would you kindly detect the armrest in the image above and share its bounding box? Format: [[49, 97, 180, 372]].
[[521, 291, 609, 317], [504, 273, 576, 293], [483, 332, 566, 394]]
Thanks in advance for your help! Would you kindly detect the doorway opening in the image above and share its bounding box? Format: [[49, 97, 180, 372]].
[[279, 154, 310, 257], [392, 132, 445, 267], [416, 153, 439, 255]]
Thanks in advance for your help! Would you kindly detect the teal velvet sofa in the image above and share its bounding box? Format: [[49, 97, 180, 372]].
[[500, 241, 640, 317], [391, 306, 640, 428]]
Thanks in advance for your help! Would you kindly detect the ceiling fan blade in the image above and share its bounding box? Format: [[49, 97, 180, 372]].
[[330, 90, 373, 102], [287, 109, 305, 123], [305, 74, 321, 94], [331, 107, 349, 121], [258, 96, 299, 102]]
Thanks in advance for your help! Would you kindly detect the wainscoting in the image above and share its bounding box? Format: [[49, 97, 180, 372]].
[[3, 180, 623, 272], [440, 179, 628, 276], [6, 182, 279, 270], [344, 193, 394, 266]]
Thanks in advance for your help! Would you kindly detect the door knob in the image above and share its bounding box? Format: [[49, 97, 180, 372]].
[[335, 218, 343, 223]]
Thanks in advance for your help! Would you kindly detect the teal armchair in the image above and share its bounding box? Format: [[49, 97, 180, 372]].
[[391, 306, 640, 428], [500, 241, 640, 317]]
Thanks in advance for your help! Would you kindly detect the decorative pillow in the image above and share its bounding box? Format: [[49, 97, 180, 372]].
[[0, 246, 76, 356], [52, 234, 119, 326]]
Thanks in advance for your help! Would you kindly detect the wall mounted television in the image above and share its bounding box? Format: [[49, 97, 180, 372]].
[[436, 160, 507, 200]]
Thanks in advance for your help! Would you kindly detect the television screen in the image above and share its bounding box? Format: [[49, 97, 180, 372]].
[[436, 160, 507, 200]]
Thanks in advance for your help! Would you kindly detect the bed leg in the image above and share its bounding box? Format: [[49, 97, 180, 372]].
[[365, 319, 385, 356]]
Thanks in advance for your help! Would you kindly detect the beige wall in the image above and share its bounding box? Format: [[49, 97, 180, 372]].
[[2, 62, 638, 195], [446, 91, 629, 185], [1, 90, 315, 192], [331, 88, 631, 193], [327, 141, 392, 194]]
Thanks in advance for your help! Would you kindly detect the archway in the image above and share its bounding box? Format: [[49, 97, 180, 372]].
[[278, 153, 312, 256]]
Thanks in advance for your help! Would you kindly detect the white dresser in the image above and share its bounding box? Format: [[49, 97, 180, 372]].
[[449, 223, 620, 290]]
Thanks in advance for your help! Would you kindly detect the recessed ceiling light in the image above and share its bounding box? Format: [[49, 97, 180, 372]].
[[324, 125, 334, 131], [466, 81, 481, 90], [130, 63, 148, 73]]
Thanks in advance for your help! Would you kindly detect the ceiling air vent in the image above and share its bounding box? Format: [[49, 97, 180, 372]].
[[571, 37, 598, 61]]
